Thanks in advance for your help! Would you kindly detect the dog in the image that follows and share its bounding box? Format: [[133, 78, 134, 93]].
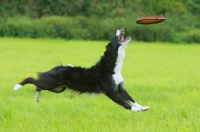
[[13, 28, 150, 112]]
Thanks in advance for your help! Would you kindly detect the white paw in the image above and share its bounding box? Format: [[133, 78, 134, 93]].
[[130, 102, 150, 112], [35, 95, 39, 102], [131, 106, 142, 112], [35, 91, 40, 102], [141, 106, 150, 111], [13, 84, 22, 90]]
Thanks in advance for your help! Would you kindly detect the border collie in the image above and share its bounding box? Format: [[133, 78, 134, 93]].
[[13, 28, 150, 112]]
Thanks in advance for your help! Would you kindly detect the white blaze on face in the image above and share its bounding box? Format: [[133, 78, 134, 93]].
[[116, 30, 121, 36]]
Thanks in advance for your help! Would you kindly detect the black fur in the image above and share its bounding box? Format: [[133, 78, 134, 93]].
[[15, 28, 149, 111]]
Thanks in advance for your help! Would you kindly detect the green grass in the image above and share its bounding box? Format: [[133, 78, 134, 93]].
[[0, 38, 200, 132]]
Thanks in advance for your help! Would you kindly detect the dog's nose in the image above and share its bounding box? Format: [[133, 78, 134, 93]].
[[116, 30, 120, 36], [116, 28, 122, 36], [118, 27, 122, 30], [116, 27, 124, 36]]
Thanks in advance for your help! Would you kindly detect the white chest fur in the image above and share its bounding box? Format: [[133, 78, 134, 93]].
[[113, 45, 126, 85]]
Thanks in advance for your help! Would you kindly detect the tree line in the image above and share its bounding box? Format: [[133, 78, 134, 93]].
[[1, 0, 198, 18], [0, 0, 200, 43]]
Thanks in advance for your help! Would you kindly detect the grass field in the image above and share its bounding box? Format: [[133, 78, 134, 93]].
[[0, 38, 200, 132]]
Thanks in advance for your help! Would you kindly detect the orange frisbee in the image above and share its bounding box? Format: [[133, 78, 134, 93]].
[[136, 16, 166, 24]]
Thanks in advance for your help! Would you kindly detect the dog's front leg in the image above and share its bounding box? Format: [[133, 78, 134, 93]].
[[118, 82, 136, 102], [118, 82, 150, 111], [106, 91, 131, 110], [106, 91, 142, 112]]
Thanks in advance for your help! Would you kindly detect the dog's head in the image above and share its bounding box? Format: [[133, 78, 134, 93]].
[[107, 27, 131, 49]]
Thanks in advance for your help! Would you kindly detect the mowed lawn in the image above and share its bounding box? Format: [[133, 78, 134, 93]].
[[0, 38, 200, 132]]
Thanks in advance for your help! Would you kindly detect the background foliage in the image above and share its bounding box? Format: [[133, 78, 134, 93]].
[[0, 0, 200, 43]]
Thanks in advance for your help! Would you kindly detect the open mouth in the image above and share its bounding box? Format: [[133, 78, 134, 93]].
[[119, 29, 130, 43], [119, 30, 125, 42], [116, 28, 130, 43]]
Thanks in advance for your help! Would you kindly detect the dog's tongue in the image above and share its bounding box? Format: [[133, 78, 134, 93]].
[[121, 38, 125, 42], [120, 33, 125, 42]]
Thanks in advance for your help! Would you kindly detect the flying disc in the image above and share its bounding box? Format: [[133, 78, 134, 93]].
[[136, 16, 166, 24]]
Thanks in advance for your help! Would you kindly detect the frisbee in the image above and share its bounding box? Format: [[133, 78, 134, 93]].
[[136, 16, 166, 24]]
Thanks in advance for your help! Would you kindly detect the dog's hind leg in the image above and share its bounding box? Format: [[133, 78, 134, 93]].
[[118, 82, 150, 111], [35, 87, 41, 102], [14, 77, 36, 90], [13, 77, 43, 102], [48, 86, 67, 93]]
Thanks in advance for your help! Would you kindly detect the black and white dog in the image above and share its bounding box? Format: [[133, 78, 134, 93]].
[[14, 28, 150, 112]]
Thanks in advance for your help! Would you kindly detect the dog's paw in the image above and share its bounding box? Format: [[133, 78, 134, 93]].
[[131, 106, 150, 112], [35, 91, 40, 102], [141, 106, 150, 111], [131, 106, 142, 112], [35, 95, 39, 102], [13, 84, 22, 90], [130, 102, 150, 112]]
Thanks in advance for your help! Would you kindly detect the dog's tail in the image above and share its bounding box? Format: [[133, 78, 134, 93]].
[[13, 77, 36, 90]]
